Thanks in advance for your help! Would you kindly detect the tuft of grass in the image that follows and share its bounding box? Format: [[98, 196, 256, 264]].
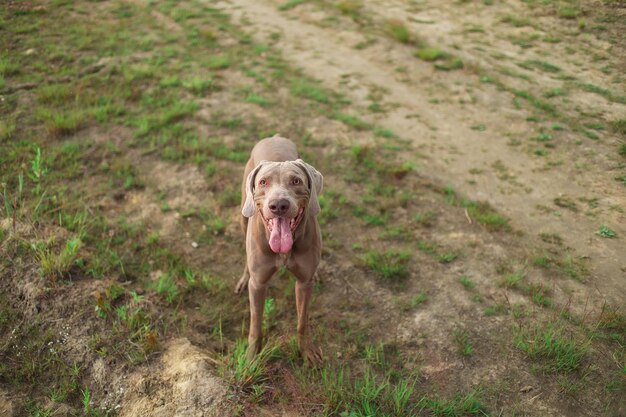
[[459, 275, 476, 290], [33, 236, 82, 280], [278, 0, 308, 11], [515, 324, 589, 373], [362, 250, 411, 280], [226, 338, 280, 391], [38, 109, 87, 138], [453, 328, 474, 357], [384, 19, 412, 44]]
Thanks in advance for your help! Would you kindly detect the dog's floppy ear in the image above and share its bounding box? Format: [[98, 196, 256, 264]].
[[294, 159, 323, 217], [242, 161, 269, 218]]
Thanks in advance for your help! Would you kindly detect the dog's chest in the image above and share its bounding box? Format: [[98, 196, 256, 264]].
[[274, 252, 292, 269]]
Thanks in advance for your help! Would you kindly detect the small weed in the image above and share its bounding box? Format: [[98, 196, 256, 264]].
[[438, 251, 458, 263], [596, 225, 616, 238]]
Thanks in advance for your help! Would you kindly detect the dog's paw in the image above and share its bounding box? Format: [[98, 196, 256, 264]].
[[234, 276, 249, 294], [300, 340, 323, 366]]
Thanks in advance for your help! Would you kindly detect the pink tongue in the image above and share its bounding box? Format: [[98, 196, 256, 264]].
[[269, 218, 293, 253]]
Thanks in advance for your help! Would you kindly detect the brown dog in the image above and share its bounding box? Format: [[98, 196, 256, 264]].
[[235, 135, 323, 364]]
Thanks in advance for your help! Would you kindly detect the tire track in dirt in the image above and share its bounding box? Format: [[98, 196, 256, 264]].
[[218, 0, 625, 303]]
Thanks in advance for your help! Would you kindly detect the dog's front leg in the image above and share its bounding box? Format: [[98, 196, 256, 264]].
[[245, 258, 276, 360], [246, 276, 266, 360]]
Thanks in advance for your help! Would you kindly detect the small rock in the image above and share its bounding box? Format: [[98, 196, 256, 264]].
[[191, 241, 198, 248], [24, 48, 36, 55]]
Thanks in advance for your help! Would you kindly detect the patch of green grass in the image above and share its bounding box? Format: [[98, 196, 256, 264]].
[[362, 250, 411, 280], [518, 59, 561, 73], [183, 77, 215, 95], [206, 55, 230, 70], [512, 89, 558, 116], [544, 87, 568, 98], [515, 324, 589, 373], [577, 82, 626, 104], [245, 93, 271, 106], [333, 113, 372, 130], [225, 338, 280, 391], [37, 109, 87, 138], [290, 78, 329, 103], [557, 5, 582, 19], [37, 84, 75, 105], [153, 271, 178, 304], [463, 200, 510, 231], [501, 14, 531, 27], [278, 0, 308, 11], [421, 390, 487, 416]]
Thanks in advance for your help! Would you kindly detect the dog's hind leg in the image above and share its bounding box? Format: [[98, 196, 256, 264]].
[[235, 263, 250, 294]]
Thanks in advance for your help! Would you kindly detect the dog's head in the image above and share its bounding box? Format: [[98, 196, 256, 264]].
[[242, 159, 323, 253]]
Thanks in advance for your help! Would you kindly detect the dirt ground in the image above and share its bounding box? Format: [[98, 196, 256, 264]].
[[1, 0, 625, 416]]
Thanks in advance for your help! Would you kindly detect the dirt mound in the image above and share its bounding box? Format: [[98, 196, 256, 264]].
[[120, 338, 231, 417]]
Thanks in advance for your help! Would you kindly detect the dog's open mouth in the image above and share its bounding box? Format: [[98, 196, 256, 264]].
[[263, 207, 304, 253]]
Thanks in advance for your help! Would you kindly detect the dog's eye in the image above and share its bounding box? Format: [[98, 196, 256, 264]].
[[259, 179, 267, 186], [291, 178, 301, 185]]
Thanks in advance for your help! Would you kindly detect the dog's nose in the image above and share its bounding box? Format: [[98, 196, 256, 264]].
[[268, 199, 290, 216]]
